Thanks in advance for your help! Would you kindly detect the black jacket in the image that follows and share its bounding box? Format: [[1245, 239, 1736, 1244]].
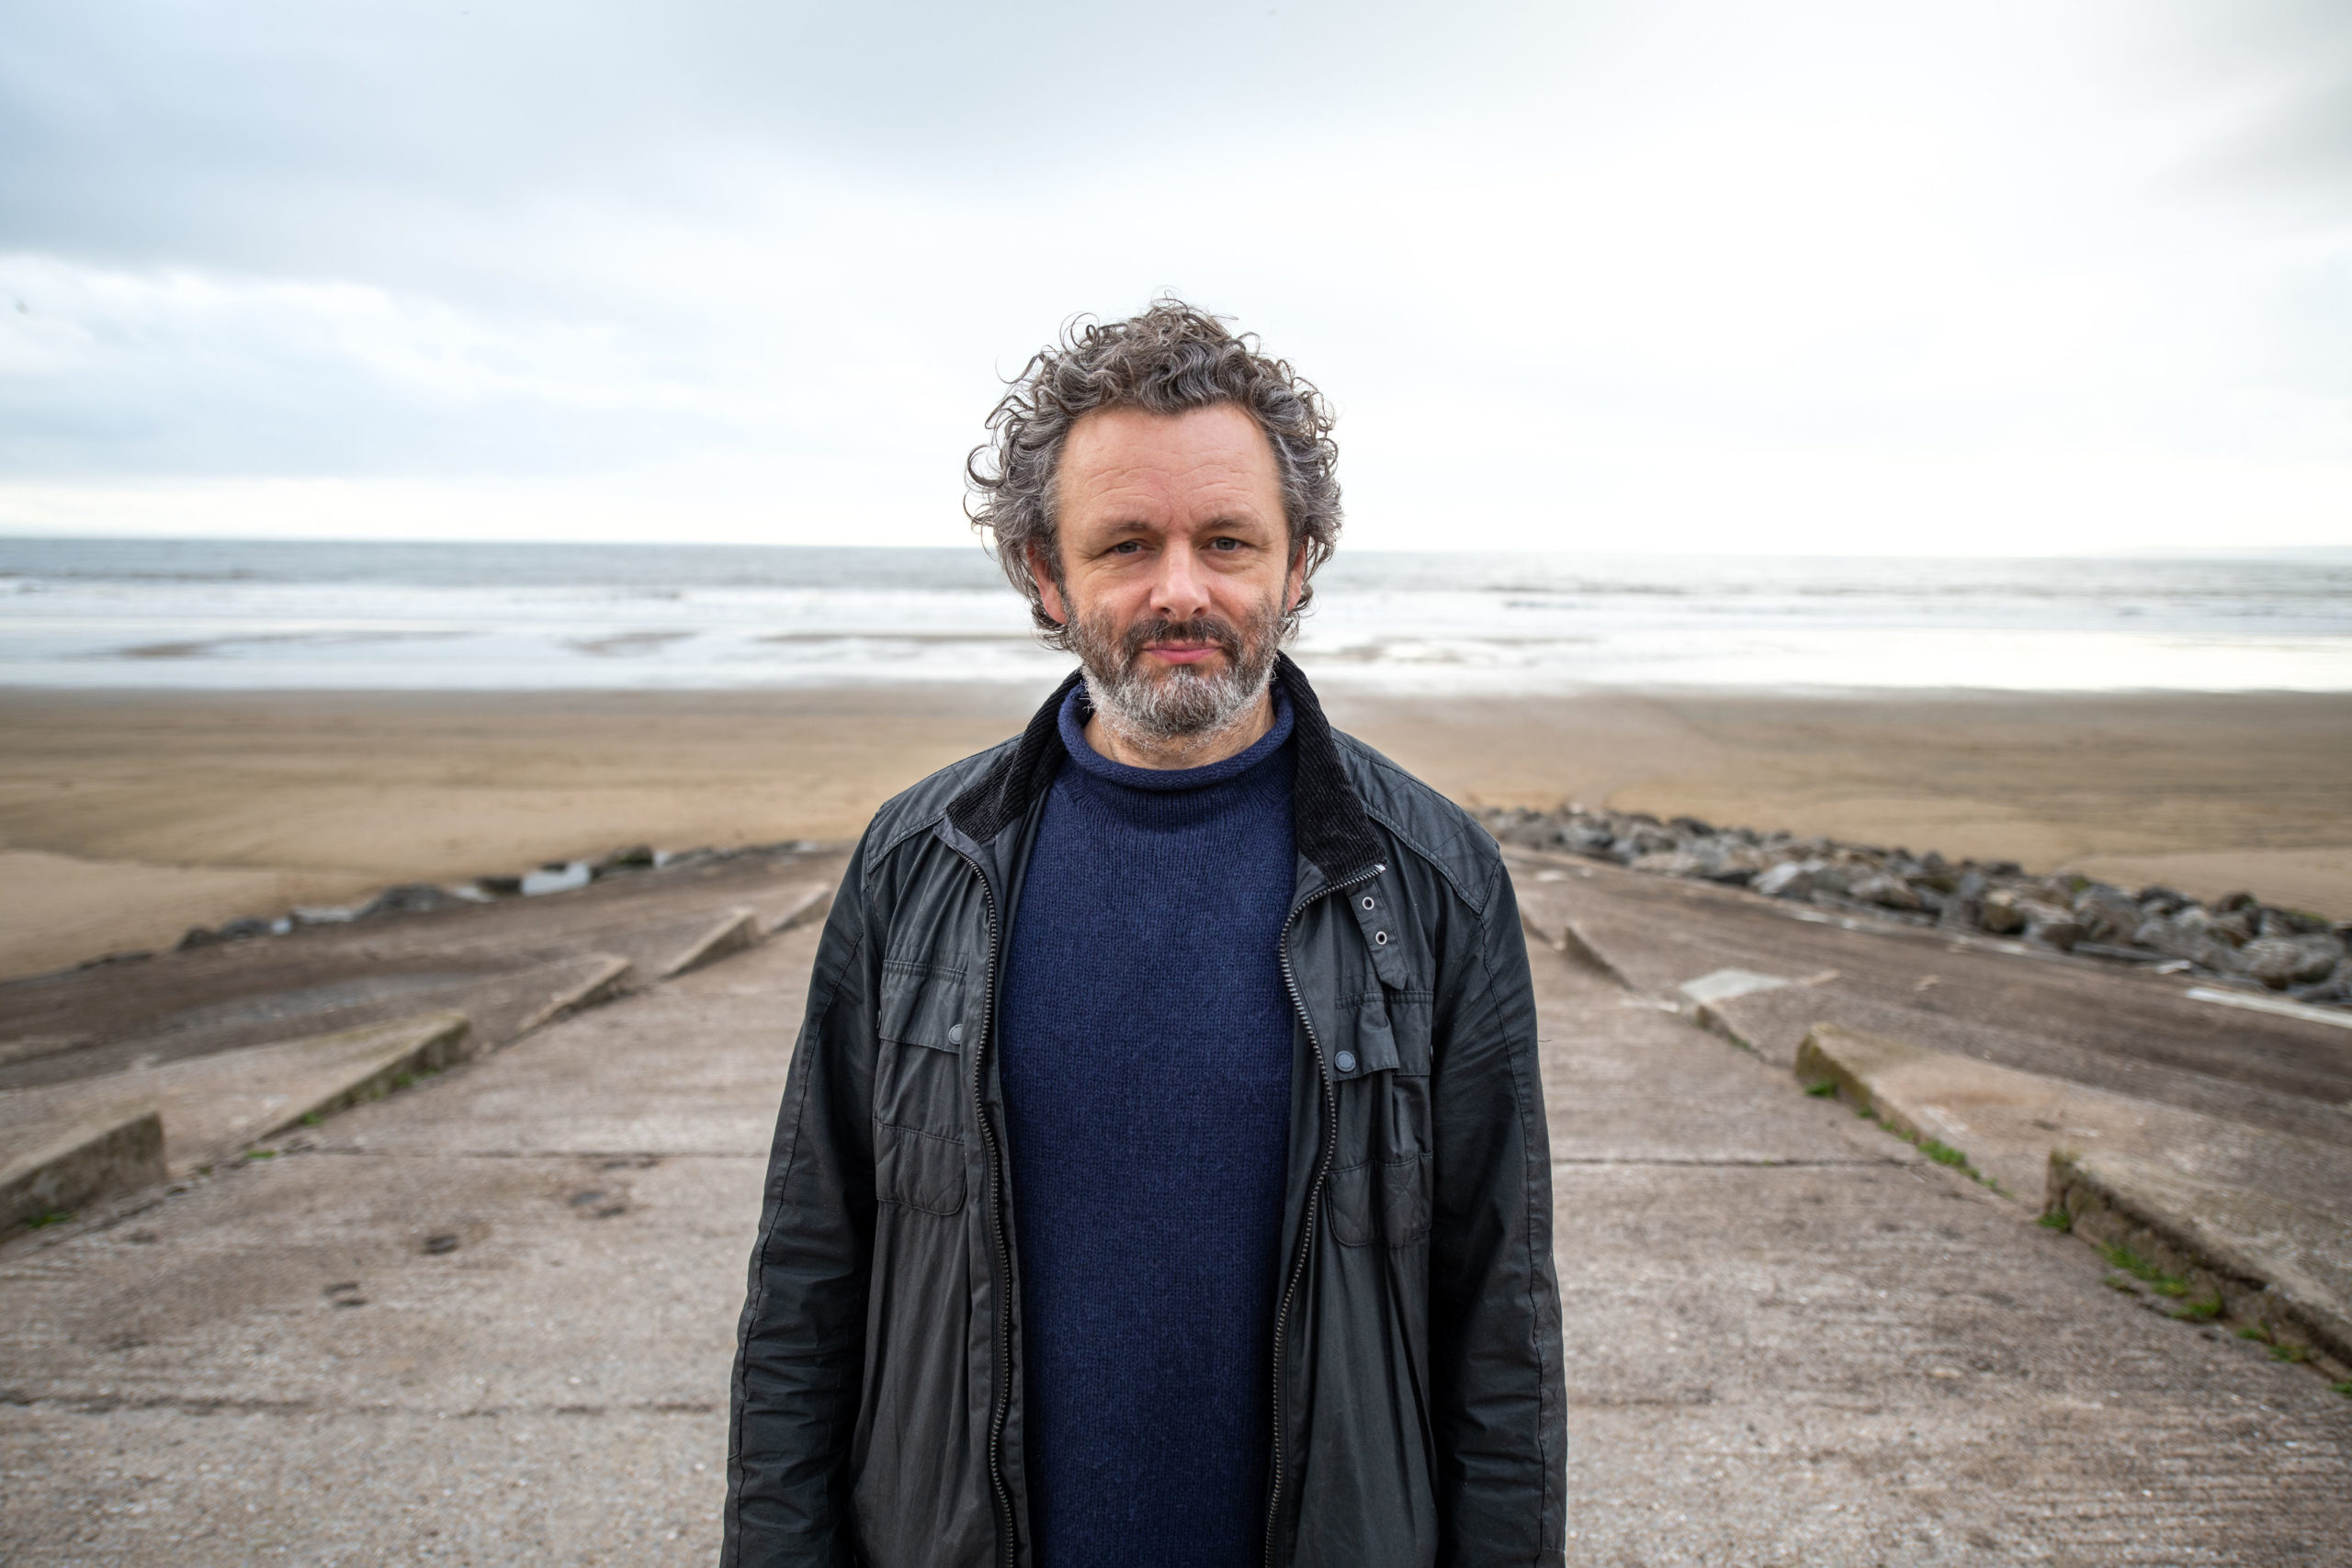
[[725, 657, 1566, 1567]]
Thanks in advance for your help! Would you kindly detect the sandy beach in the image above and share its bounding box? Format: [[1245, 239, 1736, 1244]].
[[4, 681, 2348, 983]]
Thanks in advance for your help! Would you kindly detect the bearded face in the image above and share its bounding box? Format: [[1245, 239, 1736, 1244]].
[[1069, 587, 1284, 747], [1027, 404, 1302, 761]]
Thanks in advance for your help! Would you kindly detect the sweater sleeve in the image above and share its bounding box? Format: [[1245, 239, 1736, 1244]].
[[1426, 856, 1568, 1565]]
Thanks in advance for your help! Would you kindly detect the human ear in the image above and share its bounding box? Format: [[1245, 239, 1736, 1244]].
[[1028, 542, 1069, 626]]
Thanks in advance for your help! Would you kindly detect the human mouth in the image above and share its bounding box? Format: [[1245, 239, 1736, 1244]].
[[1144, 643, 1219, 665]]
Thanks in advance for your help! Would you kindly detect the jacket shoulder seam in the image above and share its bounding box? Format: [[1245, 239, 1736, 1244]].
[[1335, 736, 1500, 914], [858, 738, 1022, 890]]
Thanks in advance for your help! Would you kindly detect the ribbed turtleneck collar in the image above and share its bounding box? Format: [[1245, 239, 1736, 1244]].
[[1057, 682, 1294, 794]]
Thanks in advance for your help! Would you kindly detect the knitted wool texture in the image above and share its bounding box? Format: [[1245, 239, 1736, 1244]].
[[996, 683, 1298, 1567]]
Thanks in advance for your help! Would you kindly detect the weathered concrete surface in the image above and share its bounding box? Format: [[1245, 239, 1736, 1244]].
[[0, 1012, 475, 1187], [1, 1111, 164, 1230], [1795, 1021, 2352, 1380], [1534, 921, 2352, 1563], [0, 917, 813, 1564], [0, 852, 837, 1094], [2050, 1150, 2352, 1369], [1514, 853, 2352, 1148], [1792, 1022, 2352, 1214], [658, 908, 761, 980], [0, 856, 2347, 1564]]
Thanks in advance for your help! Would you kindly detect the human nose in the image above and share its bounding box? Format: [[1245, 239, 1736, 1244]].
[[1148, 539, 1215, 624]]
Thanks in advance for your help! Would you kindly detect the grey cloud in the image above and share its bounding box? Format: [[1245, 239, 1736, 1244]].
[[0, 0, 1581, 277]]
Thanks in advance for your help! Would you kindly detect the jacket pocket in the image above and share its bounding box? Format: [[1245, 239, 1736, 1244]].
[[874, 960, 968, 1214], [874, 1122, 967, 1215], [1326, 1150, 1431, 1247]]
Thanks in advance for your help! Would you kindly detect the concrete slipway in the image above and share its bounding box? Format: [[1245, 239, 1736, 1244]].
[[1, 853, 2347, 1564]]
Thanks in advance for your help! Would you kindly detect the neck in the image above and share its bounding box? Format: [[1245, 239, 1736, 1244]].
[[1083, 685, 1277, 772]]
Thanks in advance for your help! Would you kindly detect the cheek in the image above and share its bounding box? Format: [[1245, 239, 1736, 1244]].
[[1211, 564, 1288, 619], [1069, 568, 1148, 626]]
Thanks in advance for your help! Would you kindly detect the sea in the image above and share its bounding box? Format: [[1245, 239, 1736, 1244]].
[[3, 536, 2348, 694]]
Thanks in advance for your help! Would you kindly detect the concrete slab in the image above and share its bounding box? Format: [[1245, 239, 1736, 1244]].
[[3, 858, 2348, 1563], [1556, 1160, 2352, 1564], [501, 953, 633, 1039], [1527, 880, 2352, 1559], [2187, 984, 2352, 1034], [312, 937, 803, 1160], [1796, 1021, 2352, 1209], [1508, 852, 2352, 1153], [747, 881, 829, 935], [0, 848, 842, 1090], [1799, 1020, 2352, 1381], [0, 920, 811, 1565], [2051, 1150, 2352, 1370], [2, 1110, 164, 1231], [0, 1144, 762, 1415], [657, 908, 760, 980], [1530, 921, 1912, 1171], [0, 1011, 470, 1181]]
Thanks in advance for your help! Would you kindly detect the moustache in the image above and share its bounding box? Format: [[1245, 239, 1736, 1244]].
[[1116, 615, 1245, 670]]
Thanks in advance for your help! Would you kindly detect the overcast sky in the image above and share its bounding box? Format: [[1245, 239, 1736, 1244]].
[[3, 0, 2347, 555]]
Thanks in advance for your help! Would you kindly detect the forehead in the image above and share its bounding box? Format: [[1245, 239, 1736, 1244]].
[[1057, 404, 1283, 527]]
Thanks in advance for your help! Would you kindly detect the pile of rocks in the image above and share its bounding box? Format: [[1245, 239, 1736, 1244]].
[[1482, 805, 2352, 1010]]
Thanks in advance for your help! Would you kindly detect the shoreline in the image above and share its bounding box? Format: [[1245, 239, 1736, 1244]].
[[5, 682, 2350, 982]]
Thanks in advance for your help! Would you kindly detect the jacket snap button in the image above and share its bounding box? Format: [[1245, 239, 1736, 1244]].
[[1334, 1051, 1358, 1074], [1374, 931, 1389, 945], [947, 1022, 963, 1045]]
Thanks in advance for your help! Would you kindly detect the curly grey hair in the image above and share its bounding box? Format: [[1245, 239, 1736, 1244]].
[[966, 299, 1342, 647]]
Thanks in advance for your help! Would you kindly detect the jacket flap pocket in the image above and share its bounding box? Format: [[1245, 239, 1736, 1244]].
[[1331, 992, 1432, 1077], [879, 961, 966, 1053], [1326, 1152, 1431, 1247], [1349, 996, 1402, 1075], [875, 1122, 967, 1216], [1384, 993, 1433, 1076]]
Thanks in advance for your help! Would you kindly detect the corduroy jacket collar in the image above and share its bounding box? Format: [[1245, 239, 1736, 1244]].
[[944, 653, 1385, 886]]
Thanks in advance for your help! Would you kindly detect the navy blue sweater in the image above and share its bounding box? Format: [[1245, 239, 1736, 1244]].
[[997, 684, 1298, 1568]]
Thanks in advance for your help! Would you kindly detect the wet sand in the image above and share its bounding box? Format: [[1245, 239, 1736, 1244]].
[[3, 682, 2349, 981]]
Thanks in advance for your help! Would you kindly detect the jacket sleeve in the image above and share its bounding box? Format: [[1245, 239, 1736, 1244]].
[[1428, 856, 1566, 1565], [724, 832, 881, 1566]]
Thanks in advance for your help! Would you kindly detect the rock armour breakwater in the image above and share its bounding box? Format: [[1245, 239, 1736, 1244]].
[[1482, 806, 2352, 1010]]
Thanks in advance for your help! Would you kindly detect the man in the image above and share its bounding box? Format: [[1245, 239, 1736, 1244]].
[[726, 300, 1565, 1568]]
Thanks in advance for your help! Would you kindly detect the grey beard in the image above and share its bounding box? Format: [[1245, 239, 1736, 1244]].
[[1071, 599, 1282, 747]]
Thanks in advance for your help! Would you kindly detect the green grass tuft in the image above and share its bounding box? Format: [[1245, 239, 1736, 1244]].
[[24, 1208, 74, 1229], [1919, 1140, 1969, 1168], [2330, 1381, 2352, 1398], [244, 1147, 277, 1161], [1804, 1080, 1839, 1098], [2268, 1344, 2312, 1364], [2038, 1210, 2073, 1232], [2170, 1296, 2223, 1322], [2236, 1325, 2270, 1342]]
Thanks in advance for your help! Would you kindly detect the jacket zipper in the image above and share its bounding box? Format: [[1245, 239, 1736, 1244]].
[[952, 845, 1019, 1568], [1261, 862, 1385, 1568]]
